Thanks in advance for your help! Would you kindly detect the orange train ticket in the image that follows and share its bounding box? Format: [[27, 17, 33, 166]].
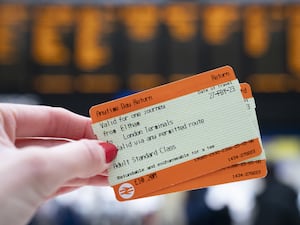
[[134, 83, 267, 199], [90, 66, 262, 201]]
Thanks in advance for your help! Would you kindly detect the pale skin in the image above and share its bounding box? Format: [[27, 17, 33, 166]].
[[0, 103, 117, 225]]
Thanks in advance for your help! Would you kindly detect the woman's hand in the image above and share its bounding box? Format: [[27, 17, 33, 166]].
[[0, 103, 117, 225]]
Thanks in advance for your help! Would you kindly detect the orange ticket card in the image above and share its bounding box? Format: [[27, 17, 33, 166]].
[[134, 83, 267, 199], [90, 66, 262, 201]]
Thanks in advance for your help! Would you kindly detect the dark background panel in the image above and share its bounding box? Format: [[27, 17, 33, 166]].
[[0, 3, 299, 135]]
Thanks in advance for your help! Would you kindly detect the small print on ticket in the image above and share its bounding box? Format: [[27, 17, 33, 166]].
[[90, 66, 262, 201]]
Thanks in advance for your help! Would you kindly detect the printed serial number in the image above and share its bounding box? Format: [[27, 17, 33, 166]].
[[232, 170, 261, 179]]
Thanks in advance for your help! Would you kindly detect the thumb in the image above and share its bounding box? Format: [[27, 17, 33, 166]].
[[19, 140, 118, 198], [47, 140, 117, 180], [0, 140, 117, 225]]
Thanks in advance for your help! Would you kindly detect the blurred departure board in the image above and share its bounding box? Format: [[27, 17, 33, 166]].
[[0, 4, 31, 92], [1, 3, 300, 133]]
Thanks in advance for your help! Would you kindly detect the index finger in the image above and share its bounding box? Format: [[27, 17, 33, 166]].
[[0, 103, 96, 140]]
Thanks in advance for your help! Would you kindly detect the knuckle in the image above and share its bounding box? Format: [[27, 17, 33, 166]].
[[22, 150, 48, 180], [20, 150, 56, 198], [79, 140, 103, 174]]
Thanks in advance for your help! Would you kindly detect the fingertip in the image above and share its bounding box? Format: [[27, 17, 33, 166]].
[[83, 118, 98, 139], [99, 142, 118, 163]]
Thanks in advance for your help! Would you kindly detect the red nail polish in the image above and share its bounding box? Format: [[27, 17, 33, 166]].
[[100, 142, 118, 163]]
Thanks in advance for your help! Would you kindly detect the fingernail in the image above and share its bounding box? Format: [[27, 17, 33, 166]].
[[99, 142, 118, 163]]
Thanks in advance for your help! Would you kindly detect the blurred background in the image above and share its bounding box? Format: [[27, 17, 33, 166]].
[[1, 0, 300, 225]]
